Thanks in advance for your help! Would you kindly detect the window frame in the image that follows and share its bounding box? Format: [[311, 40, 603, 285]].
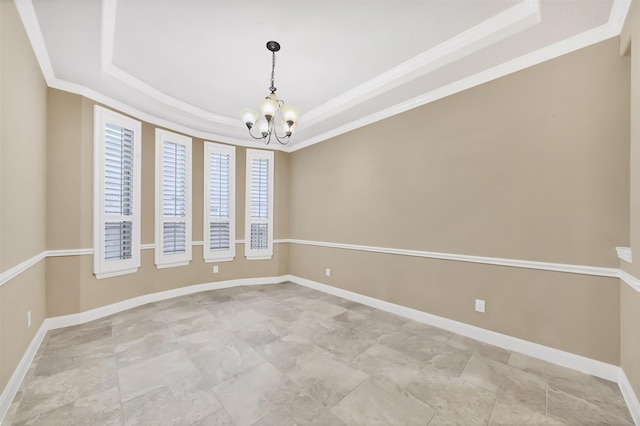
[[203, 142, 236, 262], [155, 129, 192, 269], [245, 149, 274, 260], [93, 106, 142, 279]]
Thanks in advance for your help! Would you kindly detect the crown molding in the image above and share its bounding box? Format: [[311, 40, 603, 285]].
[[300, 0, 540, 128], [13, 0, 56, 86], [289, 18, 625, 152], [100, 0, 541, 142], [609, 0, 633, 34], [100, 1, 238, 128], [13, 0, 632, 154]]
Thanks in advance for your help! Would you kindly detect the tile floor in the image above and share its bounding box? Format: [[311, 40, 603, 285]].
[[3, 282, 634, 425]]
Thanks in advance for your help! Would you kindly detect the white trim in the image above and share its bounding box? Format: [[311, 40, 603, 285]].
[[287, 21, 626, 153], [44, 275, 291, 330], [286, 275, 621, 381], [609, 0, 633, 34], [14, 0, 284, 151], [300, 0, 540, 129], [47, 248, 94, 257], [93, 106, 142, 279], [12, 0, 56, 86], [0, 249, 92, 287], [0, 252, 46, 287], [620, 270, 640, 293], [284, 239, 619, 278], [100, 0, 238, 129], [1, 241, 636, 289], [617, 247, 633, 263], [618, 368, 640, 426], [0, 322, 48, 423]]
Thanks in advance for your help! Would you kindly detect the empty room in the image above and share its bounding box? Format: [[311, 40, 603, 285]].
[[1, 0, 640, 424]]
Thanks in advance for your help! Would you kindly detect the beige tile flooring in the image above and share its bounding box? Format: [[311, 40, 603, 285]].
[[4, 282, 634, 425]]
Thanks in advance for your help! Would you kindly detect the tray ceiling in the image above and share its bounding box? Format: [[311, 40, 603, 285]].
[[16, 0, 630, 151]]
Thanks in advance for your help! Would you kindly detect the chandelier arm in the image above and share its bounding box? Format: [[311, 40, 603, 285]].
[[246, 127, 268, 140], [271, 128, 291, 145]]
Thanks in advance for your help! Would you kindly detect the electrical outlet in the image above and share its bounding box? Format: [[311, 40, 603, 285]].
[[475, 299, 485, 313], [213, 265, 219, 273], [27, 310, 32, 327], [325, 268, 331, 277]]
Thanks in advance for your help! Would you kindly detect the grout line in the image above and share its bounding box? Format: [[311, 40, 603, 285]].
[[545, 379, 549, 416], [486, 392, 499, 425], [109, 318, 125, 425]]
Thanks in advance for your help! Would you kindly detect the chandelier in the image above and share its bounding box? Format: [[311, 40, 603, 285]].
[[240, 41, 300, 145]]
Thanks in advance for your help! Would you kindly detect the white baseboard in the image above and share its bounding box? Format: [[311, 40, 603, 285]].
[[0, 275, 290, 423], [46, 275, 290, 330], [0, 322, 48, 423], [619, 368, 640, 425], [2, 274, 639, 425], [285, 275, 621, 382]]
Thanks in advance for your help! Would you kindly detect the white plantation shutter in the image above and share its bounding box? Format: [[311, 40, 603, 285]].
[[245, 149, 273, 259], [204, 142, 235, 262], [155, 130, 192, 268], [104, 123, 134, 260], [94, 106, 141, 278]]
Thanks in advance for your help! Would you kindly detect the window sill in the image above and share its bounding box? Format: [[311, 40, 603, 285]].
[[245, 255, 273, 261], [204, 257, 235, 263], [94, 267, 139, 280]]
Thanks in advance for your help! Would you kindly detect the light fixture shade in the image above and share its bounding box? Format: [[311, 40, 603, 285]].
[[281, 120, 297, 134], [240, 108, 259, 127], [281, 105, 300, 124], [256, 119, 269, 136], [258, 98, 279, 118]]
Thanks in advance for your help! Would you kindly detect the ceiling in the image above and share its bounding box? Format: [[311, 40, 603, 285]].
[[16, 0, 630, 152]]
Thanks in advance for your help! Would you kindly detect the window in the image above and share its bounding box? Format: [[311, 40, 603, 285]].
[[204, 142, 235, 262], [155, 129, 192, 268], [245, 149, 274, 259], [93, 106, 142, 279]]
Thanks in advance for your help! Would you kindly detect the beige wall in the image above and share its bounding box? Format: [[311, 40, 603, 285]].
[[290, 38, 629, 268], [0, 264, 46, 388], [45, 90, 290, 316], [289, 37, 630, 363], [621, 0, 640, 400], [290, 244, 620, 363], [0, 1, 48, 394]]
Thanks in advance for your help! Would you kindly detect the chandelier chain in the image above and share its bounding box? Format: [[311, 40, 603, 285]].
[[269, 51, 277, 93]]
